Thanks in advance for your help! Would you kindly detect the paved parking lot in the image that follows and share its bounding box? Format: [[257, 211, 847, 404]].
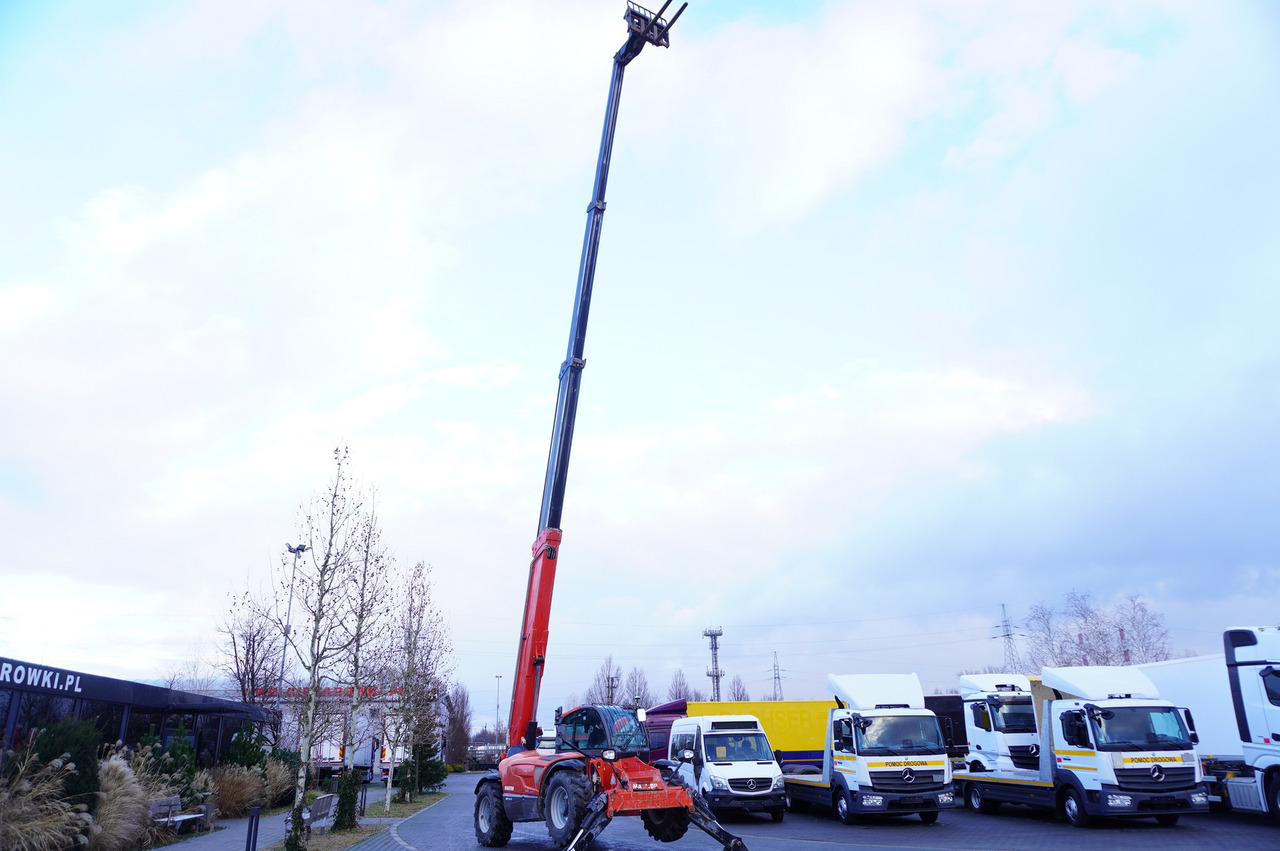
[[380, 773, 1278, 851]]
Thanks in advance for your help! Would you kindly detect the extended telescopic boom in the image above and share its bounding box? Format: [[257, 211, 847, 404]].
[[507, 1, 687, 751]]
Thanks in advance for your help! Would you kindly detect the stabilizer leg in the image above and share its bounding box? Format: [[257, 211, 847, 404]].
[[564, 793, 612, 851], [685, 789, 748, 851]]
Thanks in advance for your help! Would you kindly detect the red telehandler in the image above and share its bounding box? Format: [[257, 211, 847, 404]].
[[472, 4, 746, 851]]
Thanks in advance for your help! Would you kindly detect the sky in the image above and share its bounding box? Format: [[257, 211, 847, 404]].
[[2, 0, 1279, 735]]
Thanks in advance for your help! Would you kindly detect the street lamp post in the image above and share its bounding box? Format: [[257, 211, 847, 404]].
[[279, 543, 309, 738], [495, 675, 503, 752]]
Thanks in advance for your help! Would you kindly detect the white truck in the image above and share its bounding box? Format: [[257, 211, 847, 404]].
[[1137, 626, 1280, 818], [668, 715, 787, 821], [959, 674, 1039, 773], [954, 665, 1209, 827], [781, 673, 956, 824]]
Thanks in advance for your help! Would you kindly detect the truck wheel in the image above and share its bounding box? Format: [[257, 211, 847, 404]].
[[1062, 787, 1093, 828], [1155, 814, 1179, 826], [475, 783, 513, 847], [641, 807, 691, 842], [785, 789, 807, 813], [545, 772, 591, 847], [1269, 775, 1280, 823], [769, 806, 785, 822], [834, 787, 858, 825], [967, 782, 999, 814], [919, 810, 939, 824]]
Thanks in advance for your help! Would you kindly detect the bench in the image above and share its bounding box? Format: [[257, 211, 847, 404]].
[[151, 796, 208, 833], [284, 793, 336, 838]]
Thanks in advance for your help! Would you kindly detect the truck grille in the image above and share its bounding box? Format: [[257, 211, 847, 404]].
[[1115, 766, 1196, 791], [869, 770, 945, 792], [727, 778, 773, 793], [1008, 746, 1039, 770]]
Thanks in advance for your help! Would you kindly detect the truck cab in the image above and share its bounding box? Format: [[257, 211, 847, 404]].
[[959, 674, 1038, 772], [669, 715, 786, 821], [783, 674, 956, 824], [955, 665, 1210, 827]]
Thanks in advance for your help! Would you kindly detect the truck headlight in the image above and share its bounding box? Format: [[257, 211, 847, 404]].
[[772, 776, 785, 791], [937, 792, 954, 805], [860, 794, 884, 808], [1106, 794, 1132, 809], [1191, 792, 1208, 806], [710, 776, 729, 791]]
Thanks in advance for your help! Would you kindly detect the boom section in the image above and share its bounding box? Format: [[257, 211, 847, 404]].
[[507, 1, 687, 751]]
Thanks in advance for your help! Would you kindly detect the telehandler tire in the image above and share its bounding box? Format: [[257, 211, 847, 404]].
[[545, 771, 592, 847], [641, 807, 691, 842], [475, 783, 513, 847]]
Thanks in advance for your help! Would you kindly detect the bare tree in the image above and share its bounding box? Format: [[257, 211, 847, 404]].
[[622, 667, 654, 710], [444, 683, 473, 765], [583, 656, 624, 704], [374, 561, 452, 811], [727, 675, 750, 701], [1021, 591, 1172, 670], [667, 668, 692, 701], [337, 500, 395, 776], [262, 447, 368, 851], [159, 650, 217, 695], [216, 601, 283, 707]]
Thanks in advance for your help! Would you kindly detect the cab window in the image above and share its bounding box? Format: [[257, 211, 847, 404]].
[[559, 708, 606, 752]]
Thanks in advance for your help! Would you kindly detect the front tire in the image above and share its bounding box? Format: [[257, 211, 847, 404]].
[[1269, 775, 1280, 824], [1155, 814, 1179, 826], [545, 772, 592, 847], [1062, 787, 1093, 828], [769, 806, 785, 822], [475, 783, 513, 847], [835, 787, 858, 825], [641, 807, 691, 842], [919, 810, 939, 824]]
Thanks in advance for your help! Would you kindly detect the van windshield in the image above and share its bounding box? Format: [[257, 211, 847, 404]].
[[855, 715, 946, 755], [703, 732, 771, 762]]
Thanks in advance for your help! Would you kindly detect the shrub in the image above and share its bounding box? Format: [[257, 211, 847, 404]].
[[210, 764, 266, 818], [263, 757, 297, 808], [0, 749, 95, 851], [33, 720, 101, 815], [225, 722, 267, 770], [331, 767, 361, 831], [89, 754, 149, 851]]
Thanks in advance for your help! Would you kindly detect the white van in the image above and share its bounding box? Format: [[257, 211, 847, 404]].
[[668, 715, 786, 821]]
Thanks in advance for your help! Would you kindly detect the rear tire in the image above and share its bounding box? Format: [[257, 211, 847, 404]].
[[475, 783, 513, 847], [967, 782, 999, 814], [1062, 787, 1093, 828], [835, 787, 858, 825], [641, 807, 690, 842], [1155, 814, 1179, 826], [545, 771, 592, 847]]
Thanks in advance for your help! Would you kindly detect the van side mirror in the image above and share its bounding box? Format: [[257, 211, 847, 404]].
[[678, 749, 694, 762]]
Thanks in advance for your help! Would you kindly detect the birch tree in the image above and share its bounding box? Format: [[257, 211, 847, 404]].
[[266, 447, 367, 851], [374, 561, 451, 811]]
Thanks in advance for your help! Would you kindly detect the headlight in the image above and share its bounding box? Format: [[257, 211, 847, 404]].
[[1192, 792, 1208, 805], [772, 776, 785, 791], [1106, 794, 1133, 809], [860, 794, 884, 808], [710, 776, 729, 791], [937, 792, 954, 804]]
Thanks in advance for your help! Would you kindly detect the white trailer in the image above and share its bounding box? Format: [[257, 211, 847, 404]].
[[954, 665, 1209, 827], [1139, 627, 1280, 817]]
